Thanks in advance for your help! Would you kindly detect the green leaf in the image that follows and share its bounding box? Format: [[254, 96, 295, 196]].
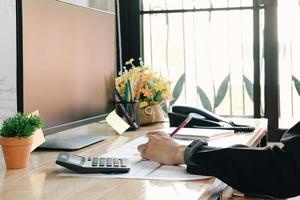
[[214, 74, 230, 108], [0, 113, 43, 138], [292, 75, 300, 96], [153, 91, 163, 102], [243, 75, 254, 101], [197, 86, 212, 112], [161, 102, 168, 113], [170, 73, 185, 105]]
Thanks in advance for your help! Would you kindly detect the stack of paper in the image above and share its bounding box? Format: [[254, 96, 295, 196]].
[[165, 127, 234, 141]]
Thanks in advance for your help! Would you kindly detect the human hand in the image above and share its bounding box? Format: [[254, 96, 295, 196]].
[[137, 131, 186, 165]]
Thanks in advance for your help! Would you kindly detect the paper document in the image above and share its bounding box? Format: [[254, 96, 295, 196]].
[[59, 136, 209, 181], [207, 133, 252, 147], [167, 127, 234, 141]]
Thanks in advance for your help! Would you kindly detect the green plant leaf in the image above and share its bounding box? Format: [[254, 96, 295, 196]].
[[292, 75, 300, 96], [197, 86, 212, 112], [0, 113, 43, 138], [243, 75, 254, 101], [170, 73, 185, 105], [161, 102, 168, 113], [214, 74, 230, 108]]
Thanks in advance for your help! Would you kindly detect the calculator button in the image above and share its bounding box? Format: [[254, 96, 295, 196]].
[[120, 160, 127, 167], [92, 158, 98, 166], [106, 160, 113, 165]]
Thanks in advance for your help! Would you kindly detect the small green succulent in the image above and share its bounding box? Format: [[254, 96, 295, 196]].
[[0, 113, 43, 138]]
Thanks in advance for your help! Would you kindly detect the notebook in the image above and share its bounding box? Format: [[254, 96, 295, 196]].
[[166, 127, 235, 141]]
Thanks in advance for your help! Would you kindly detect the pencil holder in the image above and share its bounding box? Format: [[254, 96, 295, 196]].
[[115, 101, 140, 131]]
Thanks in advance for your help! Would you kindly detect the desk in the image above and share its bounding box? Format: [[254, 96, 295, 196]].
[[0, 119, 267, 200]]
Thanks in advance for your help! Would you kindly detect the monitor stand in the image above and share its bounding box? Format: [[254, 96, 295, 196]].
[[38, 123, 107, 150], [38, 134, 106, 150]]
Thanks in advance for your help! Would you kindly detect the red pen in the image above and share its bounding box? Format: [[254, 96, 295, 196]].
[[170, 114, 193, 137]]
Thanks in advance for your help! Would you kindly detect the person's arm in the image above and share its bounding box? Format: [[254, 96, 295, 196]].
[[184, 143, 300, 198], [137, 122, 300, 198], [184, 122, 300, 198]]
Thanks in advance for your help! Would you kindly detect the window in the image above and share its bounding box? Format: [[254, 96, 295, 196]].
[[119, 0, 299, 140], [141, 0, 263, 117], [278, 0, 300, 128]]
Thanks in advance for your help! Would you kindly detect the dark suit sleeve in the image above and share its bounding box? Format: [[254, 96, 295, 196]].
[[184, 122, 300, 198]]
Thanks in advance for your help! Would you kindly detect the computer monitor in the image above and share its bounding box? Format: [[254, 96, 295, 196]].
[[16, 0, 117, 150]]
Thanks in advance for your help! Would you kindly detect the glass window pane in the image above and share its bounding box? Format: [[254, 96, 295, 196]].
[[260, 9, 265, 117], [142, 0, 253, 11], [278, 0, 300, 127], [142, 8, 255, 116], [142, 0, 183, 11]]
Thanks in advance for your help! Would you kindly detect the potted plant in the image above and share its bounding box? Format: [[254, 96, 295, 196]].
[[115, 58, 172, 125], [0, 113, 43, 169]]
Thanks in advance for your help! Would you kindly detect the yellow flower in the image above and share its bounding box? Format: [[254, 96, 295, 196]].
[[115, 58, 172, 107], [164, 91, 172, 101], [125, 58, 135, 66], [139, 101, 148, 108], [142, 74, 151, 82], [155, 81, 164, 91]]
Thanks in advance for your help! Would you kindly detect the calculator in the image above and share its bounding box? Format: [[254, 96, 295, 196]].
[[56, 152, 130, 174]]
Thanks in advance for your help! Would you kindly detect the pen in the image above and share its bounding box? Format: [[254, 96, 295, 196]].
[[115, 94, 139, 129], [170, 114, 193, 137], [115, 88, 123, 101], [124, 81, 131, 112], [127, 79, 133, 102]]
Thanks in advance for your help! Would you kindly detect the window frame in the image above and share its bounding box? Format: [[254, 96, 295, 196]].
[[119, 0, 283, 141]]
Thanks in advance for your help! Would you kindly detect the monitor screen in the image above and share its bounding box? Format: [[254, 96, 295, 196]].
[[17, 0, 116, 135]]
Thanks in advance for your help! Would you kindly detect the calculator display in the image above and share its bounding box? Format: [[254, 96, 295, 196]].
[[68, 154, 83, 165]]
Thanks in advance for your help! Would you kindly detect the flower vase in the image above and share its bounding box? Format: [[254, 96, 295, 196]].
[[140, 104, 165, 125]]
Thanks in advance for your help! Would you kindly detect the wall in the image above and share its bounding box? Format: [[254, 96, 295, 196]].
[[0, 0, 17, 124]]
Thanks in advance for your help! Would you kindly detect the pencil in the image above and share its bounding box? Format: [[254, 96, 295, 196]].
[[170, 114, 193, 137], [130, 77, 135, 101], [135, 73, 144, 101]]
